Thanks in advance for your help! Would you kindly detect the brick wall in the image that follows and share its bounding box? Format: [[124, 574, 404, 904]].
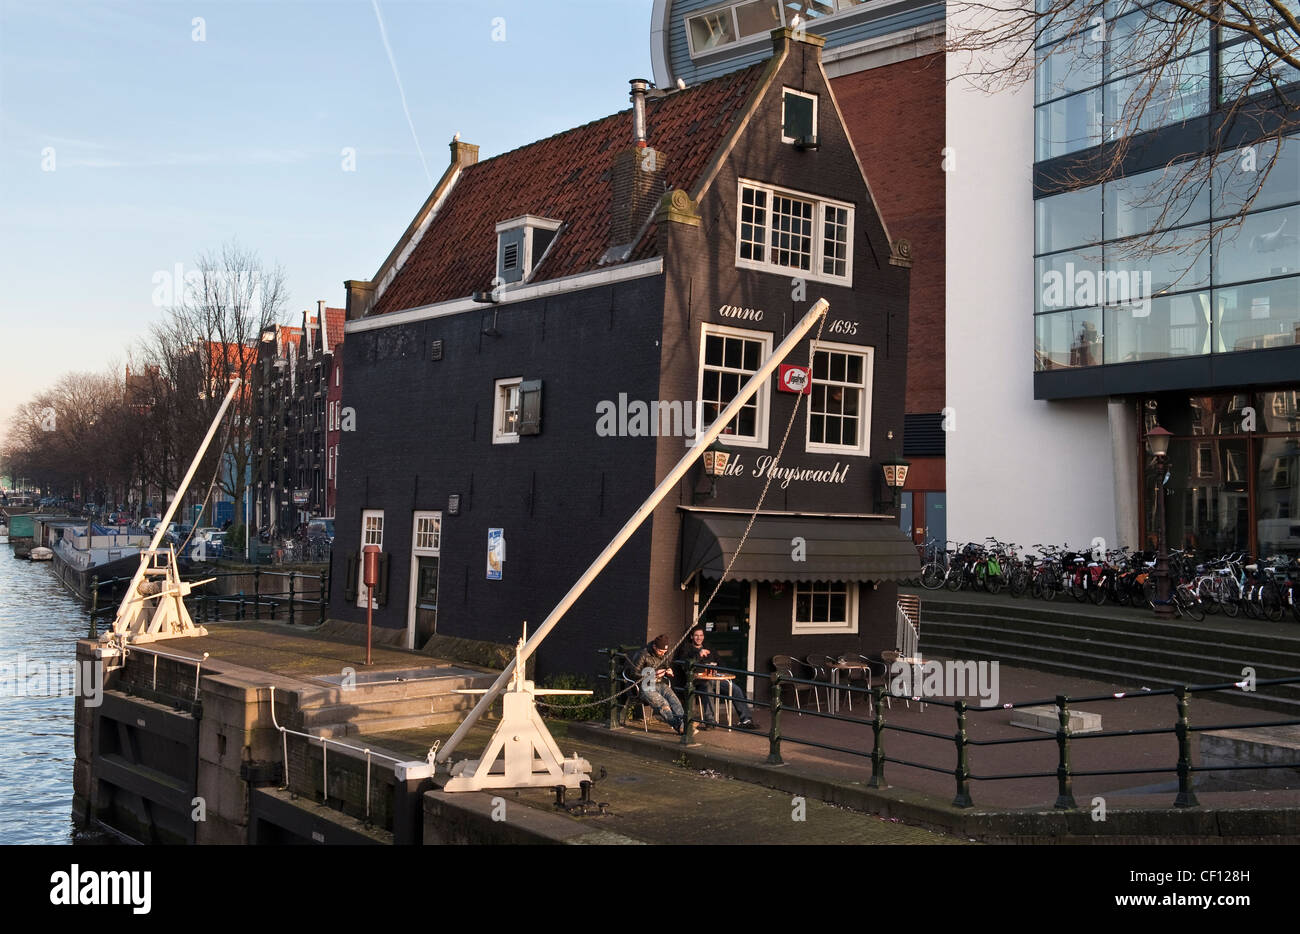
[[831, 52, 946, 416]]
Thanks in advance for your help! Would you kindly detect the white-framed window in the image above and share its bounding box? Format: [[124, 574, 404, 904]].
[[781, 87, 818, 144], [697, 324, 772, 448], [493, 377, 522, 444], [806, 340, 873, 456], [686, 0, 873, 59], [357, 509, 384, 608], [735, 180, 854, 284], [792, 580, 859, 634], [413, 512, 441, 553]]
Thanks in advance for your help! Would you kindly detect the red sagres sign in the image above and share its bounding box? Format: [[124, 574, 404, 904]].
[[778, 365, 811, 394]]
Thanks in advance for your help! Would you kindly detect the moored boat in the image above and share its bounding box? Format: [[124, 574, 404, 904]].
[[29, 546, 53, 561]]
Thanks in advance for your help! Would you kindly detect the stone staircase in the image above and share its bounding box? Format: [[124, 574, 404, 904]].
[[911, 591, 1300, 714], [285, 665, 499, 738]]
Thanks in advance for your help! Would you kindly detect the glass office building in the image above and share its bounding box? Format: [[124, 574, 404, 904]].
[[1031, 1, 1300, 557]]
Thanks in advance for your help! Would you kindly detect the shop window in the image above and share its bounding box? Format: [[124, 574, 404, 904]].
[[736, 180, 853, 284], [807, 341, 872, 455], [792, 580, 858, 634], [698, 324, 772, 448]]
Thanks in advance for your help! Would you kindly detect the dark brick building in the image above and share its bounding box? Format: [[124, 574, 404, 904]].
[[332, 29, 918, 681]]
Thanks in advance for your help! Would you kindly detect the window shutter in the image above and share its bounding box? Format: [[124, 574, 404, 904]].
[[376, 552, 391, 606], [783, 91, 814, 141], [344, 552, 358, 601], [518, 379, 543, 435]]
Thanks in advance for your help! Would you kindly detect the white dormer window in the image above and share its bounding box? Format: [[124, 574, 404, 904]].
[[496, 215, 563, 285]]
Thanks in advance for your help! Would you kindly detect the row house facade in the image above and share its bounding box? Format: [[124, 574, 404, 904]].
[[331, 28, 919, 680], [251, 304, 345, 538]]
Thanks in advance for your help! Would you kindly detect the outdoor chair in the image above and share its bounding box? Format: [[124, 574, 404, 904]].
[[836, 653, 885, 716], [617, 654, 653, 732], [806, 653, 845, 713], [771, 655, 819, 714]]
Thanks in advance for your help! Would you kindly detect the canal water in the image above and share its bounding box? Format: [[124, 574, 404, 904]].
[[0, 543, 99, 844]]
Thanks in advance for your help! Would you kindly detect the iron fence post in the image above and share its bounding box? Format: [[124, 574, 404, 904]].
[[953, 699, 973, 808], [766, 670, 784, 765], [289, 572, 296, 625], [1174, 686, 1199, 808], [1054, 694, 1077, 810], [254, 568, 261, 620], [683, 662, 696, 745], [319, 569, 327, 625], [869, 685, 886, 788], [606, 650, 620, 730], [238, 592, 245, 621], [89, 576, 99, 638]]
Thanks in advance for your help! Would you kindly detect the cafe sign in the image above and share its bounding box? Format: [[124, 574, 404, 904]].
[[778, 365, 810, 394]]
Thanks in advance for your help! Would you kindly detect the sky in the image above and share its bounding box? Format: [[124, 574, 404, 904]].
[[0, 0, 656, 443]]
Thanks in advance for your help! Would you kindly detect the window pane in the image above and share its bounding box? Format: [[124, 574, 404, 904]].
[[1036, 31, 1102, 104], [735, 0, 781, 38], [1213, 205, 1300, 285], [689, 11, 735, 53], [1258, 436, 1300, 560], [1037, 248, 1104, 313], [743, 339, 761, 371], [705, 334, 724, 366], [1104, 53, 1208, 137], [1034, 308, 1102, 370], [1103, 292, 1211, 363], [1212, 134, 1300, 219], [783, 90, 815, 140], [1108, 10, 1208, 81], [1220, 36, 1300, 102], [771, 195, 813, 270], [1215, 277, 1300, 353], [1257, 390, 1300, 433], [1035, 89, 1101, 160], [1104, 163, 1209, 240], [1104, 226, 1211, 295], [724, 337, 742, 369], [1035, 185, 1101, 253]]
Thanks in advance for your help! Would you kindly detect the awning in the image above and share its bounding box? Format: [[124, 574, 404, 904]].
[[678, 507, 921, 586]]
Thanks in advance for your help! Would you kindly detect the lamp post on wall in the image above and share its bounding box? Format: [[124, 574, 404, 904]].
[[1146, 426, 1174, 620], [693, 440, 732, 503], [880, 454, 911, 514]]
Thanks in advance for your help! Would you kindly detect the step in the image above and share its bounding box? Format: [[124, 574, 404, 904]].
[[298, 691, 479, 728], [310, 711, 469, 739], [293, 670, 495, 708]]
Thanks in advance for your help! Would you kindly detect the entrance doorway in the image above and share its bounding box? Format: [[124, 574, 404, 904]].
[[695, 579, 754, 693], [407, 511, 441, 650]]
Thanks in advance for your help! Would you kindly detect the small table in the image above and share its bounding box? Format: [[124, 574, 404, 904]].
[[828, 660, 872, 714], [693, 670, 736, 726]]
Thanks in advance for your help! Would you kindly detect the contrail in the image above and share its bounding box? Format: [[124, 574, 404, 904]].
[[371, 0, 433, 188]]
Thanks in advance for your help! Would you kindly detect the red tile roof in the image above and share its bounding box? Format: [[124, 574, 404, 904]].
[[373, 62, 768, 315], [323, 307, 345, 353]]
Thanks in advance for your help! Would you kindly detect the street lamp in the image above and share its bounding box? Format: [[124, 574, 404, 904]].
[[1146, 425, 1173, 620], [880, 453, 910, 512], [694, 439, 732, 503]]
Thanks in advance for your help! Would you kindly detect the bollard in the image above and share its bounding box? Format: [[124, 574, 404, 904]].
[[869, 685, 886, 788], [1054, 695, 1077, 810], [289, 572, 296, 626], [318, 569, 327, 626], [766, 670, 784, 765], [1173, 686, 1199, 808], [89, 576, 99, 638], [682, 662, 696, 745], [953, 699, 973, 808]]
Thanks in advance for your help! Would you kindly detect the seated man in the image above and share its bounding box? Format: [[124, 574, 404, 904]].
[[629, 634, 685, 734], [677, 626, 757, 730]]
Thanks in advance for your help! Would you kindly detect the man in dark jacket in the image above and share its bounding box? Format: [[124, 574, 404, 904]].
[[629, 634, 685, 734], [677, 626, 757, 730]]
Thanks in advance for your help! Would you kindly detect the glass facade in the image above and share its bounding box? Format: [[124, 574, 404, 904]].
[[1142, 391, 1300, 558]]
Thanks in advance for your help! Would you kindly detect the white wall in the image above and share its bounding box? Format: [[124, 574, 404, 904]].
[[944, 12, 1117, 552]]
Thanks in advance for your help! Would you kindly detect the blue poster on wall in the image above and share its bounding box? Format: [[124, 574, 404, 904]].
[[487, 528, 504, 580]]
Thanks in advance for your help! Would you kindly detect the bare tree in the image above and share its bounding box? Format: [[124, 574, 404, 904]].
[[949, 0, 1299, 271], [144, 241, 288, 525]]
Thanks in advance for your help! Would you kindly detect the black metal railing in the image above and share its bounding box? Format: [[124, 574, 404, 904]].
[[601, 649, 1300, 810], [86, 566, 332, 637]]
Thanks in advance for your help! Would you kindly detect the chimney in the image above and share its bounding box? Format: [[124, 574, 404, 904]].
[[608, 79, 666, 254], [629, 78, 650, 147], [449, 132, 479, 168]]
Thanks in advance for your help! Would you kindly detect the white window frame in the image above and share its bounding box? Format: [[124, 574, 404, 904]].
[[697, 323, 773, 449], [781, 87, 818, 144], [735, 179, 854, 285], [492, 377, 523, 445], [357, 509, 384, 608], [806, 340, 873, 457], [406, 510, 442, 649], [791, 580, 859, 635], [686, 0, 876, 59]]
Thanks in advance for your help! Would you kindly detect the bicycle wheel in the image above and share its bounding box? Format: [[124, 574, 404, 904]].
[[1070, 576, 1088, 602], [1089, 579, 1106, 605], [1221, 581, 1241, 617], [945, 567, 964, 591], [1262, 582, 1285, 622], [1009, 568, 1029, 598], [1177, 587, 1205, 621], [920, 562, 945, 590], [986, 574, 1003, 596], [1196, 579, 1219, 615]]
